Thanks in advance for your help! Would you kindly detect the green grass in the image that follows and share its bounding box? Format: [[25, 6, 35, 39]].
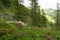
[[0, 22, 60, 40]]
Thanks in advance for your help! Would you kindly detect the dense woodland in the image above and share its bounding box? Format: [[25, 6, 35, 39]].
[[0, 0, 60, 40]]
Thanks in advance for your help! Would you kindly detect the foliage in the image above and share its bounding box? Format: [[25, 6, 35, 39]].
[[0, 0, 60, 40], [0, 22, 59, 40]]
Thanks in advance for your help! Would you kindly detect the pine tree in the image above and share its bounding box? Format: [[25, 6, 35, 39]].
[[30, 0, 39, 26], [56, 3, 60, 27], [14, 0, 29, 22], [41, 9, 47, 27]]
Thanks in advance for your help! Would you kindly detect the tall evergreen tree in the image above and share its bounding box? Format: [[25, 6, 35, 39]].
[[14, 0, 29, 22], [41, 9, 47, 27], [56, 3, 60, 27], [30, 0, 47, 27], [30, 0, 40, 26]]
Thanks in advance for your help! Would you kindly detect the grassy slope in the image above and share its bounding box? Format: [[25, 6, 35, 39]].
[[0, 21, 59, 40]]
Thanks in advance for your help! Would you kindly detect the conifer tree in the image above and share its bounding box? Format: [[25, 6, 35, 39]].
[[30, 0, 40, 26]]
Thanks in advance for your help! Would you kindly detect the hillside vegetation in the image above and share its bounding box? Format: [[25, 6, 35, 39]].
[[0, 0, 60, 40]]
